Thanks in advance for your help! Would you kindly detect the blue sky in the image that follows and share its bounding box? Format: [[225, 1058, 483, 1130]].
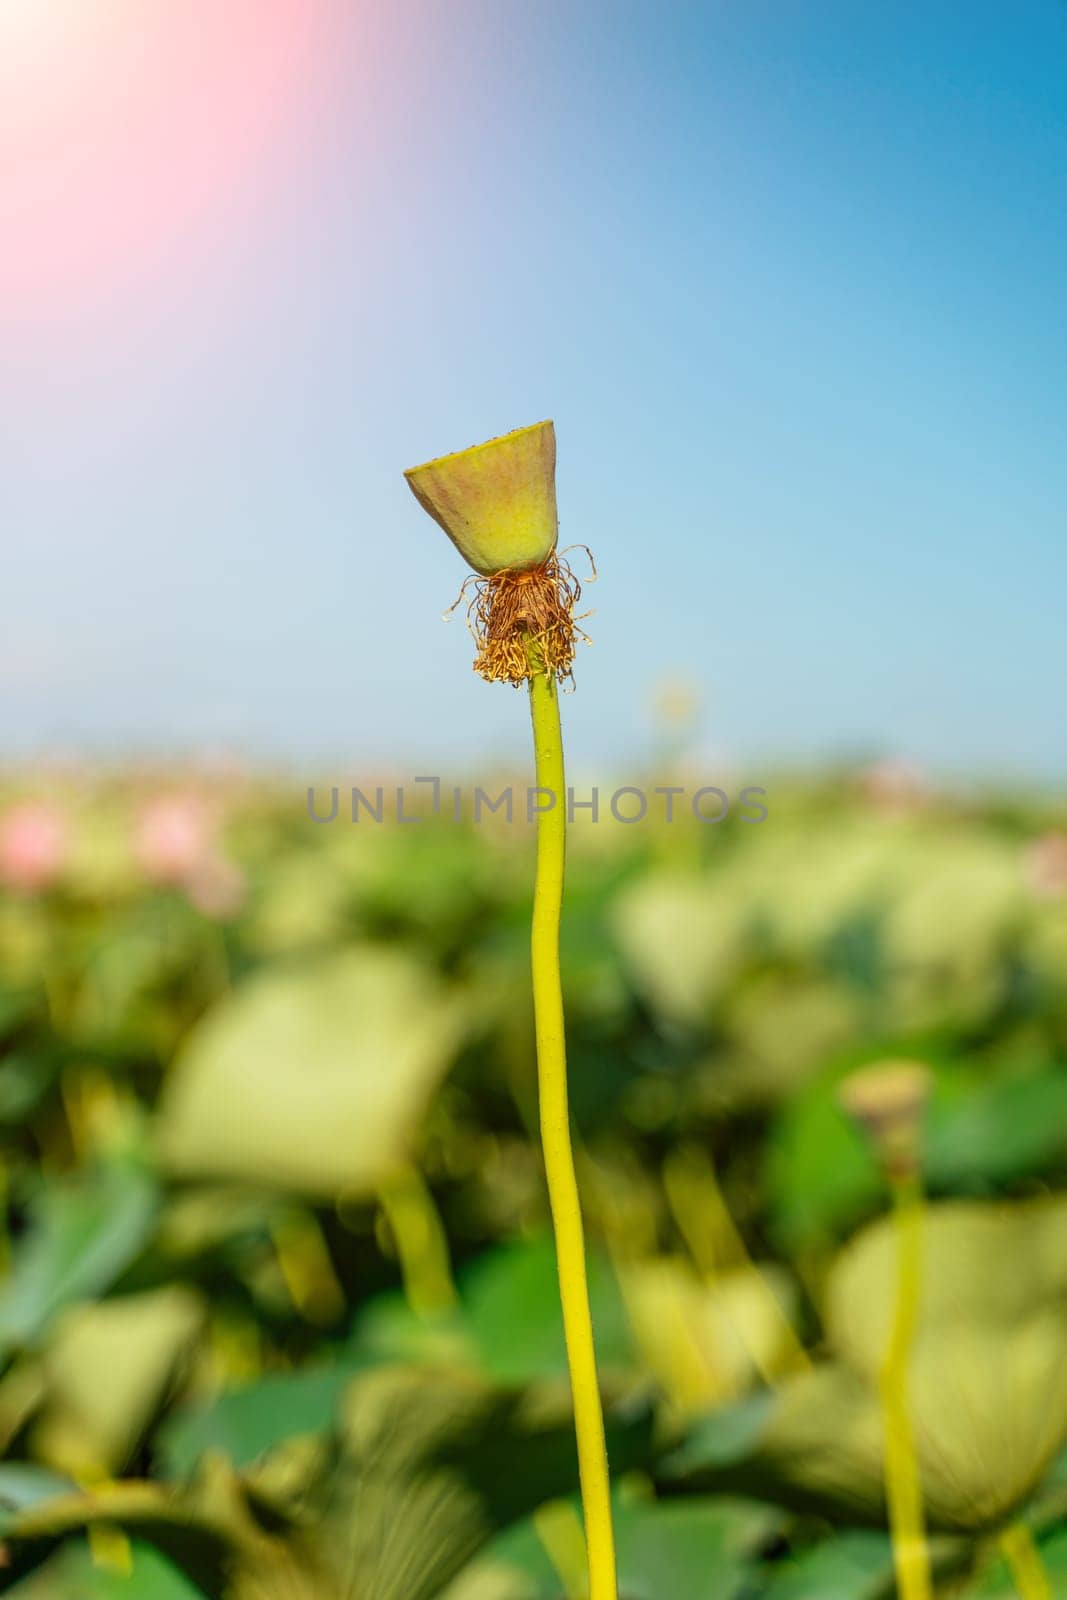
[[4, 0, 1065, 779]]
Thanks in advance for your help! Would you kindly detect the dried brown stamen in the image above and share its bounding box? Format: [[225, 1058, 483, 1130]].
[[447, 548, 595, 687]]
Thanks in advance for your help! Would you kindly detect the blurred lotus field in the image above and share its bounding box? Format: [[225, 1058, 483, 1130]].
[[0, 767, 1066, 1599]]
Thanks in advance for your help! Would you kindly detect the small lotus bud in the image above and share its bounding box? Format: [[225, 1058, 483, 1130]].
[[839, 1059, 931, 1179]]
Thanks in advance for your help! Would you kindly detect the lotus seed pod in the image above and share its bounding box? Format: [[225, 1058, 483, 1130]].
[[404, 420, 558, 577], [839, 1059, 932, 1178], [404, 420, 589, 687]]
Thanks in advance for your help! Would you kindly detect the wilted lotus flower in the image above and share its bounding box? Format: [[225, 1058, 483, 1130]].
[[839, 1060, 931, 1180], [134, 792, 215, 886], [1024, 831, 1067, 900], [405, 420, 590, 686], [0, 801, 69, 894]]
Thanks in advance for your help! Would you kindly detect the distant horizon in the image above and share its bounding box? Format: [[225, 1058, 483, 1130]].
[[2, 736, 1063, 798]]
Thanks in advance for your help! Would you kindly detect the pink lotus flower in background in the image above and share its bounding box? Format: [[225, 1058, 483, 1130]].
[[1024, 831, 1067, 900], [134, 790, 246, 919], [0, 801, 69, 894], [859, 756, 931, 816], [134, 792, 215, 886], [185, 853, 247, 920]]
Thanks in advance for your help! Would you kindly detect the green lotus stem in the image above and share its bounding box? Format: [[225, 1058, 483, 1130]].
[[88, 1523, 132, 1575], [0, 1159, 9, 1277], [533, 1500, 589, 1600], [377, 1161, 458, 1320], [270, 1208, 345, 1325], [999, 1523, 1053, 1600], [880, 1171, 932, 1600], [76, 1465, 132, 1576], [402, 421, 615, 1594], [662, 1143, 811, 1380], [528, 662, 618, 1600]]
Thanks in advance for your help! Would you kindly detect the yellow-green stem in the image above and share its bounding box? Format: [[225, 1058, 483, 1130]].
[[528, 664, 618, 1600], [662, 1144, 811, 1380], [377, 1161, 458, 1321], [880, 1172, 932, 1600], [270, 1208, 345, 1326], [76, 1465, 132, 1576], [0, 1158, 9, 1276], [533, 1500, 590, 1600], [999, 1523, 1053, 1600]]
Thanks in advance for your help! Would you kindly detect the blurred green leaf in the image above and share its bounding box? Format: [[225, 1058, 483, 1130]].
[[764, 1061, 884, 1250], [0, 1052, 56, 1125], [612, 1495, 778, 1600], [880, 837, 1022, 1031], [459, 1235, 633, 1383], [611, 872, 746, 1029], [7, 1540, 211, 1600], [658, 1368, 888, 1525], [156, 948, 469, 1198], [0, 1161, 159, 1356], [924, 1065, 1067, 1186], [35, 1286, 204, 1473], [720, 976, 861, 1105], [0, 1463, 75, 1534], [158, 1364, 365, 1478], [760, 1531, 895, 1599]]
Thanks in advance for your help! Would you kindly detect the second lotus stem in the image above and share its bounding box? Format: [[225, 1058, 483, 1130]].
[[998, 1523, 1053, 1600], [881, 1170, 932, 1600]]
